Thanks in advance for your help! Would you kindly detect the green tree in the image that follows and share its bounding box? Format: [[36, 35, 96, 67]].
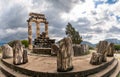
[[114, 44, 120, 50], [65, 23, 82, 44], [21, 40, 28, 48]]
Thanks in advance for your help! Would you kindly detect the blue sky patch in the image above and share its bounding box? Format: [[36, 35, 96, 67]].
[[94, 0, 118, 8], [116, 16, 120, 22], [105, 0, 118, 4], [94, 0, 104, 8]]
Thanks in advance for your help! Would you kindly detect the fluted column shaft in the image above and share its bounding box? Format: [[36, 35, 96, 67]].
[[36, 22, 40, 38], [28, 22, 33, 49], [45, 22, 48, 37]]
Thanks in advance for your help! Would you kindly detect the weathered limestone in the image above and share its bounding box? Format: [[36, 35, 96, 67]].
[[13, 40, 28, 65], [81, 44, 89, 53], [97, 41, 108, 62], [36, 22, 40, 38], [23, 49, 28, 64], [73, 44, 89, 56], [57, 37, 73, 72], [27, 12, 49, 50], [45, 22, 48, 37], [28, 22, 33, 50], [1, 44, 13, 59], [90, 41, 115, 65], [90, 52, 103, 65], [97, 41, 108, 54], [107, 43, 114, 57], [73, 44, 82, 56], [51, 44, 59, 56]]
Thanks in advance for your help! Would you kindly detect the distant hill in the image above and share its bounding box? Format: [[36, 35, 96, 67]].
[[104, 38, 120, 44], [81, 41, 96, 47]]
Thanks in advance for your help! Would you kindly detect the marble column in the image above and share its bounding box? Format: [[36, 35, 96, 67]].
[[45, 22, 48, 37], [36, 22, 40, 38], [28, 22, 33, 50]]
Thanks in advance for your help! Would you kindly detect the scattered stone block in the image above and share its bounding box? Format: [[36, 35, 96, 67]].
[[13, 40, 28, 65], [90, 52, 103, 65], [97, 41, 108, 62], [1, 44, 13, 59], [107, 43, 114, 57], [51, 44, 59, 56], [57, 37, 73, 72], [73, 44, 89, 56], [23, 49, 28, 64], [73, 44, 82, 56], [81, 44, 89, 54]]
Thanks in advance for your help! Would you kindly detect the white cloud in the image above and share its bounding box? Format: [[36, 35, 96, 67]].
[[0, 0, 120, 43]]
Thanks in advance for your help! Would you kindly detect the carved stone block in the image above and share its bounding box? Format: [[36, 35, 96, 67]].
[[1, 44, 13, 59], [57, 37, 73, 72]]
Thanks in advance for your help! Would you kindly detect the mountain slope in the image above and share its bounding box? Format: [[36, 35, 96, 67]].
[[81, 41, 96, 47], [104, 38, 120, 44]]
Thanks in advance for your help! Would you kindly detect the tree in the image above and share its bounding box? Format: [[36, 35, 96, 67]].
[[65, 23, 82, 44], [114, 44, 120, 51], [21, 40, 28, 48], [8, 40, 29, 48]]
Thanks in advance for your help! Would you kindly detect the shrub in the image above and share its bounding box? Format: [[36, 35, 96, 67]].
[[114, 44, 120, 50], [8, 40, 29, 48], [89, 46, 94, 50], [21, 40, 28, 48]]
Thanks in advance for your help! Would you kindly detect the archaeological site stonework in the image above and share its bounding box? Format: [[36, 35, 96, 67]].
[[57, 37, 73, 72], [90, 41, 115, 65], [1, 44, 13, 59], [13, 40, 28, 65]]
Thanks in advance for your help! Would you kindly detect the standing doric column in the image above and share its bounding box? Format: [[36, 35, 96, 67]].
[[45, 22, 48, 37], [36, 22, 40, 38], [28, 21, 33, 50]]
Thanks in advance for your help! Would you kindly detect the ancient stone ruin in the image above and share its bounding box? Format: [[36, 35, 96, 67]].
[[1, 44, 13, 59], [51, 44, 59, 56], [90, 52, 103, 65], [97, 41, 108, 62], [23, 49, 28, 64], [73, 44, 89, 56], [57, 37, 73, 72], [27, 12, 55, 54], [13, 40, 28, 65], [0, 12, 119, 77], [90, 41, 115, 65], [107, 43, 114, 57]]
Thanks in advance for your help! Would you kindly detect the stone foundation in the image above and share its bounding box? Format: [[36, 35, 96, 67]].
[[32, 48, 51, 55]]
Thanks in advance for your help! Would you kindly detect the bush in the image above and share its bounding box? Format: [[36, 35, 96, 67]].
[[114, 44, 120, 50], [83, 51, 90, 55], [21, 40, 28, 48], [89, 46, 94, 50], [8, 40, 29, 48]]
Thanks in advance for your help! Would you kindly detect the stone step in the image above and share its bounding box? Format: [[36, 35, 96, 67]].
[[88, 59, 118, 77], [0, 60, 29, 77], [110, 60, 120, 77], [1, 55, 115, 77], [0, 70, 6, 77]]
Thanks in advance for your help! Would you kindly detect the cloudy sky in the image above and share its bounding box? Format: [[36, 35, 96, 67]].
[[0, 0, 120, 44]]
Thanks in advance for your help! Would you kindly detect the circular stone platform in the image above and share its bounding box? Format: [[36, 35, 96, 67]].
[[1, 53, 114, 77]]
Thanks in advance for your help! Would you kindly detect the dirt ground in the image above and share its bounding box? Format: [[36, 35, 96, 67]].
[[3, 51, 113, 73]]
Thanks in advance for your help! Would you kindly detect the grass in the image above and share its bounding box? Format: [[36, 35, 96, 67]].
[[82, 50, 91, 55]]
